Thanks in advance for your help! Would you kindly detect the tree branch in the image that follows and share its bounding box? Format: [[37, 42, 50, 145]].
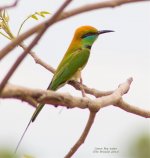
[[0, 0, 19, 11], [20, 43, 55, 73], [114, 99, 150, 118], [68, 80, 113, 98], [1, 78, 150, 157], [0, 0, 149, 60], [1, 78, 150, 118], [65, 111, 96, 158], [60, 0, 149, 21]]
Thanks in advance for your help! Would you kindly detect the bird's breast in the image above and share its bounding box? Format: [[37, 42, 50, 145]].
[[71, 68, 82, 81]]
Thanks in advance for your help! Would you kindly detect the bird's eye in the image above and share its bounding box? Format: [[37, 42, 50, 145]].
[[81, 32, 97, 39]]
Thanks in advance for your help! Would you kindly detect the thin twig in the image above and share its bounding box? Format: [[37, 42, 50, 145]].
[[68, 80, 113, 97], [65, 111, 96, 158], [0, 0, 149, 60], [0, 0, 19, 11], [19, 43, 55, 73], [0, 0, 73, 93]]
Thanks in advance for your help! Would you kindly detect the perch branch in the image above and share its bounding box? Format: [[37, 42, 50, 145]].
[[0, 0, 149, 60], [2, 78, 150, 157], [68, 80, 113, 98], [1, 78, 150, 118]]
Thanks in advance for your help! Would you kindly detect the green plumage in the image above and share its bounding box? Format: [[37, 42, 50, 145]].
[[50, 48, 90, 90], [31, 48, 90, 122], [31, 26, 100, 122], [15, 26, 114, 152]]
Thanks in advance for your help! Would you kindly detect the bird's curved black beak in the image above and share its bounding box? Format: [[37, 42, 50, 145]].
[[98, 30, 114, 35]]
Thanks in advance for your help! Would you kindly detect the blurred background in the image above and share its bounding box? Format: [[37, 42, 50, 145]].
[[0, 0, 150, 158]]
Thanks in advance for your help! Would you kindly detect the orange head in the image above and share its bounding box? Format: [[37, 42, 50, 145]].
[[69, 25, 114, 49]]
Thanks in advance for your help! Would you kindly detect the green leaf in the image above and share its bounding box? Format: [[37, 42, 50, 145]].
[[35, 12, 45, 18], [40, 11, 50, 15], [17, 10, 50, 36], [0, 31, 12, 40], [31, 14, 38, 20], [35, 12, 41, 16], [35, 11, 50, 18], [39, 13, 45, 18]]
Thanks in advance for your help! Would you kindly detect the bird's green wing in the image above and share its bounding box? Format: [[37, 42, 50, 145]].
[[49, 48, 90, 90], [31, 48, 90, 122]]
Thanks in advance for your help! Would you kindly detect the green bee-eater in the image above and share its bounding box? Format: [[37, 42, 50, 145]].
[[15, 25, 114, 152]]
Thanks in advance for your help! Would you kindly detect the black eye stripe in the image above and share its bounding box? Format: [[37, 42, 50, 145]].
[[81, 32, 97, 39]]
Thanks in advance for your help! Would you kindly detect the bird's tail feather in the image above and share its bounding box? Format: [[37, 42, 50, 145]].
[[14, 119, 32, 153], [14, 103, 45, 153], [15, 82, 52, 153], [31, 103, 45, 122]]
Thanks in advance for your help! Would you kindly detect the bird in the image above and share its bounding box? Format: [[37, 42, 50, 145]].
[[15, 25, 114, 152]]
